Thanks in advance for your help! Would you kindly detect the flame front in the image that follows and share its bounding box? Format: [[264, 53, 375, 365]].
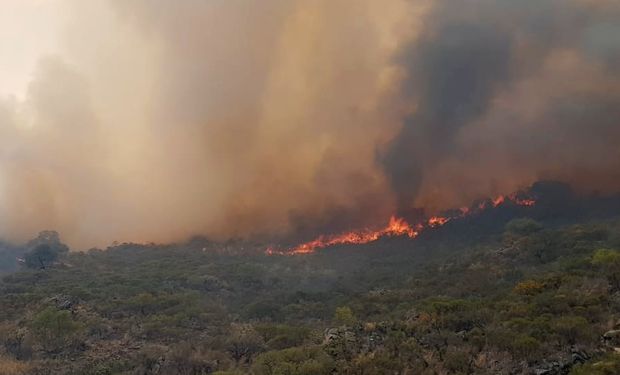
[[267, 192, 537, 255], [266, 216, 421, 255]]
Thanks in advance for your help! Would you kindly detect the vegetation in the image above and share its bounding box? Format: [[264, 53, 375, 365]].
[[1, 201, 620, 373]]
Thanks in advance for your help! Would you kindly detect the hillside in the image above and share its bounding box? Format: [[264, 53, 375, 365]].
[[2, 187, 620, 374]]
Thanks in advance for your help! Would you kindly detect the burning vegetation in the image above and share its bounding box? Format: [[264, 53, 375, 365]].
[[268, 191, 538, 255]]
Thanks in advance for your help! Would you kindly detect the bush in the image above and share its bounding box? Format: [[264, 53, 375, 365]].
[[0, 355, 31, 375], [30, 307, 82, 353], [511, 335, 541, 359], [514, 280, 545, 296], [506, 218, 543, 236], [443, 350, 471, 373], [226, 324, 265, 364], [256, 324, 311, 350], [334, 307, 356, 326], [83, 360, 132, 375], [552, 316, 593, 345], [570, 353, 620, 374], [592, 249, 620, 290], [592, 249, 620, 266], [253, 346, 334, 375]]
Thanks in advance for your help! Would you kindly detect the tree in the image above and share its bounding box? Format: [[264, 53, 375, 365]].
[[26, 231, 69, 255], [24, 244, 57, 269], [23, 231, 69, 269]]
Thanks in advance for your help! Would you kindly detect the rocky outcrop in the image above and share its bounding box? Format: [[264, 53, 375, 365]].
[[46, 294, 79, 311], [533, 348, 590, 375]]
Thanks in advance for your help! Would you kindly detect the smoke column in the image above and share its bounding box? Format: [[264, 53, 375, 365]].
[[0, 0, 619, 247]]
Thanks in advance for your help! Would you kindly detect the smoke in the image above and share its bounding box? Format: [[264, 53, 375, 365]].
[[382, 0, 620, 212], [0, 0, 619, 248], [382, 18, 513, 213]]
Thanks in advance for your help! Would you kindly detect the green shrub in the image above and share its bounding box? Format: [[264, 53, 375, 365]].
[[334, 307, 356, 326], [253, 346, 334, 375], [30, 307, 82, 352], [511, 335, 541, 359]]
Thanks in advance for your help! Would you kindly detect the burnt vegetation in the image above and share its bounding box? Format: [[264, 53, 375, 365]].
[[1, 183, 620, 374]]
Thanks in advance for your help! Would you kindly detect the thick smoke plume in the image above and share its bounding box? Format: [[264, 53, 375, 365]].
[[0, 0, 619, 248], [383, 0, 620, 213]]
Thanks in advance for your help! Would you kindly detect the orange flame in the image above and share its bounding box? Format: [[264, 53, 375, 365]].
[[267, 192, 537, 255], [269, 216, 420, 255], [492, 196, 505, 207], [478, 193, 536, 210], [428, 216, 450, 227], [267, 215, 437, 255]]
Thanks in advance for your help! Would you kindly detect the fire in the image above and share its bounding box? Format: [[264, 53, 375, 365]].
[[267, 191, 537, 255], [267, 216, 421, 255], [492, 196, 505, 207], [478, 193, 536, 210], [428, 216, 450, 227], [267, 215, 443, 255], [385, 215, 421, 237]]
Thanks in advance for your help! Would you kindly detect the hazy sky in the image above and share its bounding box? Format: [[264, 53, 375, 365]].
[[0, 0, 64, 98], [0, 0, 618, 248]]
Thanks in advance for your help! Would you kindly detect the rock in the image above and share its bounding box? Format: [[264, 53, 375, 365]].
[[46, 294, 78, 310], [405, 308, 420, 323], [323, 327, 340, 343], [603, 329, 620, 339], [570, 348, 589, 365], [603, 330, 620, 347], [533, 349, 591, 375], [323, 327, 356, 344], [369, 288, 388, 296], [534, 362, 565, 375]]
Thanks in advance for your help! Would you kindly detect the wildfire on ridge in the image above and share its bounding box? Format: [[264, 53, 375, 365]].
[[265, 216, 422, 255], [266, 193, 536, 255]]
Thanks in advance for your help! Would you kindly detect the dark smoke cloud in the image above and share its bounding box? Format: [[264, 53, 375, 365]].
[[383, 19, 513, 212], [382, 0, 620, 212]]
